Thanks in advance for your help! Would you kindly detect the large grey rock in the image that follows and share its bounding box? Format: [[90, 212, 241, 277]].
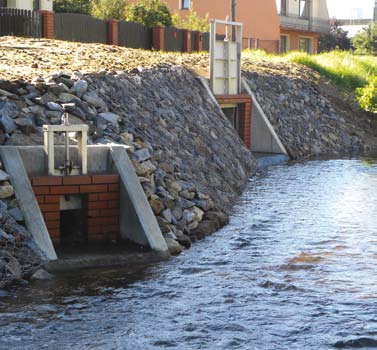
[[71, 80, 88, 98], [0, 184, 14, 199], [58, 92, 79, 103], [5, 256, 22, 280], [46, 101, 63, 112], [98, 112, 121, 127], [0, 115, 16, 134], [135, 160, 156, 177], [135, 148, 151, 162], [9, 207, 24, 222], [31, 269, 53, 280], [164, 238, 183, 255], [83, 92, 107, 111], [0, 169, 10, 181], [0, 101, 19, 119]]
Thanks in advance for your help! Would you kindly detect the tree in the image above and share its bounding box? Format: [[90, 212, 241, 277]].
[[125, 0, 172, 28], [53, 0, 91, 14], [172, 8, 209, 32], [318, 21, 351, 52], [352, 22, 377, 55], [90, 0, 128, 20]]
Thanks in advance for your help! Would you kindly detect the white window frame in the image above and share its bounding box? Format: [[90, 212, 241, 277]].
[[298, 36, 313, 54], [179, 0, 190, 10], [280, 34, 289, 53]]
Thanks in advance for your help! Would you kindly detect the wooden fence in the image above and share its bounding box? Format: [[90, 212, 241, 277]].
[[164, 26, 184, 52], [0, 9, 212, 53], [54, 13, 107, 44], [118, 21, 152, 50], [0, 7, 41, 37]]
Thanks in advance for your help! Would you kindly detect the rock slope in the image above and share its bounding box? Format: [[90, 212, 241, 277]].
[[242, 60, 377, 159], [0, 65, 256, 255], [0, 160, 44, 288]]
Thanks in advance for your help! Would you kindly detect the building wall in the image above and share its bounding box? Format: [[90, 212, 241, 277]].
[[6, 0, 53, 11], [164, 0, 281, 42], [279, 0, 329, 20], [311, 0, 329, 19], [280, 28, 319, 53]]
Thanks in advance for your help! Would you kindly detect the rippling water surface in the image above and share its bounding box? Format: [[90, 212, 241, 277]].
[[1, 158, 377, 350]]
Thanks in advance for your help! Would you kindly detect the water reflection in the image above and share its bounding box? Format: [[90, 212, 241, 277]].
[[1, 158, 377, 350]]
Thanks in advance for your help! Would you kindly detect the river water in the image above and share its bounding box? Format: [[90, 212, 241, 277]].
[[1, 158, 377, 350]]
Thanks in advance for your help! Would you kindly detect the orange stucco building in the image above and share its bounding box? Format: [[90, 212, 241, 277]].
[[164, 0, 330, 54]]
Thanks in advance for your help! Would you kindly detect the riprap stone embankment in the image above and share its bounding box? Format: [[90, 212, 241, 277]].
[[0, 64, 256, 260]]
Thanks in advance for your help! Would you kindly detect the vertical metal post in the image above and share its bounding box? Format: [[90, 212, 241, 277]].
[[209, 19, 216, 93], [237, 24, 242, 94]]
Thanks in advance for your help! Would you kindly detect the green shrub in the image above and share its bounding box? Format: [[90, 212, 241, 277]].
[[90, 0, 128, 20], [125, 0, 172, 28], [172, 8, 209, 32], [53, 0, 91, 14], [356, 75, 377, 113]]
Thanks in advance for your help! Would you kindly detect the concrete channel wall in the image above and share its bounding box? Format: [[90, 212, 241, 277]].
[[0, 145, 169, 261]]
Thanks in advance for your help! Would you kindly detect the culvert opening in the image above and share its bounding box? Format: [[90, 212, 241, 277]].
[[60, 195, 87, 246], [222, 106, 239, 134]]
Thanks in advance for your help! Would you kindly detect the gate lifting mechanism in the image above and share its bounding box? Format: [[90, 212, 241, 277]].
[[43, 113, 88, 176], [209, 18, 243, 96]]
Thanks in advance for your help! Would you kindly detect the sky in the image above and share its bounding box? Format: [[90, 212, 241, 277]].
[[326, 0, 374, 19], [326, 0, 374, 36]]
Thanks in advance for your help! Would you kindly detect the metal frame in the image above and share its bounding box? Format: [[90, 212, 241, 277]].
[[209, 18, 243, 95], [43, 123, 88, 176]]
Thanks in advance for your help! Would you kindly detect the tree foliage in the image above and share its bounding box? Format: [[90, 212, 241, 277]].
[[124, 0, 172, 27], [352, 22, 377, 55], [172, 8, 209, 32], [318, 21, 351, 52], [90, 0, 128, 20], [53, 0, 91, 14]]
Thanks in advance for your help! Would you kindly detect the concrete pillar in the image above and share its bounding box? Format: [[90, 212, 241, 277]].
[[152, 26, 165, 51], [0, 147, 57, 261], [183, 29, 192, 53], [110, 146, 169, 257], [39, 10, 54, 39], [107, 19, 119, 46]]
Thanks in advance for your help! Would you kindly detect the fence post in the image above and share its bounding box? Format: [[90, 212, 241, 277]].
[[194, 31, 203, 52], [183, 29, 192, 53], [107, 19, 119, 46], [39, 10, 54, 39], [152, 26, 165, 51]]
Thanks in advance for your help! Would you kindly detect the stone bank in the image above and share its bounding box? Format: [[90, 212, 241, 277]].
[[0, 65, 256, 284]]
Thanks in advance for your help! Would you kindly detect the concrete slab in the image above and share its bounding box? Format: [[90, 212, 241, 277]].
[[254, 152, 290, 168], [47, 250, 168, 272], [110, 146, 170, 257], [242, 79, 288, 156], [0, 147, 57, 260]]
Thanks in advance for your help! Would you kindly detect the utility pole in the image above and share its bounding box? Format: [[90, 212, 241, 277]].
[[231, 0, 236, 39], [231, 0, 236, 22]]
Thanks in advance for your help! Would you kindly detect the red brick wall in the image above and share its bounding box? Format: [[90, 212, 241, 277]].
[[183, 30, 192, 53], [107, 19, 119, 46], [152, 26, 165, 51], [31, 175, 120, 245], [39, 11, 54, 39], [216, 94, 252, 149]]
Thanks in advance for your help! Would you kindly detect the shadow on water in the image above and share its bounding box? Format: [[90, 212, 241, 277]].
[[1, 157, 377, 350]]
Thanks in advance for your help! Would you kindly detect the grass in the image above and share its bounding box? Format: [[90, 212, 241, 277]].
[[243, 49, 377, 113], [285, 51, 377, 91]]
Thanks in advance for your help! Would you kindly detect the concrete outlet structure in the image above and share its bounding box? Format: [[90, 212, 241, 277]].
[[0, 145, 169, 262]]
